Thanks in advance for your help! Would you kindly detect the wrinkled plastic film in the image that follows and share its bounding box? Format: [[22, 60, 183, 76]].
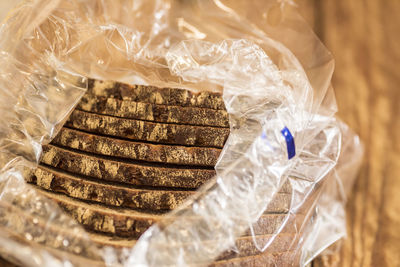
[[0, 0, 363, 266]]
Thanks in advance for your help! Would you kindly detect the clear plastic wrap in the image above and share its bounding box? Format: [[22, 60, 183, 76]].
[[0, 0, 363, 266]]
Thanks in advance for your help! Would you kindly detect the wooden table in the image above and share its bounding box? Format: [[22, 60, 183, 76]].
[[297, 1, 400, 266]]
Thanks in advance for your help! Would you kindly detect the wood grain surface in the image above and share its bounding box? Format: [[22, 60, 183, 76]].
[[297, 0, 400, 266]]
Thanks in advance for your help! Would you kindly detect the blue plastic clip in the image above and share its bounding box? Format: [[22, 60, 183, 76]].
[[281, 127, 295, 159]]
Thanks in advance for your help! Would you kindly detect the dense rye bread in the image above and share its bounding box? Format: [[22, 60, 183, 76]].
[[66, 110, 230, 148], [1, 196, 299, 263], [215, 234, 298, 261], [77, 94, 230, 127], [27, 165, 293, 213], [88, 79, 226, 110], [0, 223, 298, 267], [0, 243, 296, 267], [36, 188, 304, 238], [52, 127, 221, 167], [1, 196, 134, 262], [88, 232, 136, 249], [0, 200, 103, 262], [90, 234, 298, 262], [2, 186, 302, 265], [0, 226, 107, 267], [37, 188, 159, 238], [8, 78, 305, 265], [0, 230, 106, 267], [40, 144, 216, 189], [27, 165, 193, 211]]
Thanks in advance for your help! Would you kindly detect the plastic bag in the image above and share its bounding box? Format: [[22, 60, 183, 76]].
[[0, 0, 363, 266]]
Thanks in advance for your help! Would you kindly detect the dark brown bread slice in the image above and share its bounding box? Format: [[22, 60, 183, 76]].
[[40, 144, 216, 189], [27, 165, 193, 211], [36, 188, 159, 238], [36, 188, 304, 238], [0, 227, 107, 267], [3, 188, 301, 265], [39, 144, 296, 197], [2, 196, 298, 263], [52, 127, 221, 167], [3, 197, 299, 264], [88, 232, 298, 262], [242, 213, 306, 238], [87, 225, 301, 266], [88, 79, 226, 110], [0, 231, 295, 267], [27, 165, 292, 213], [77, 94, 229, 127], [0, 227, 106, 267], [37, 194, 299, 263], [0, 200, 103, 262], [1, 196, 133, 263], [0, 222, 297, 267], [89, 233, 297, 260], [88, 232, 136, 249], [215, 234, 298, 261], [66, 110, 229, 148]]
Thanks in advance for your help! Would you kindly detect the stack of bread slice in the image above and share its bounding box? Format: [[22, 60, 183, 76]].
[[21, 79, 304, 266]]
